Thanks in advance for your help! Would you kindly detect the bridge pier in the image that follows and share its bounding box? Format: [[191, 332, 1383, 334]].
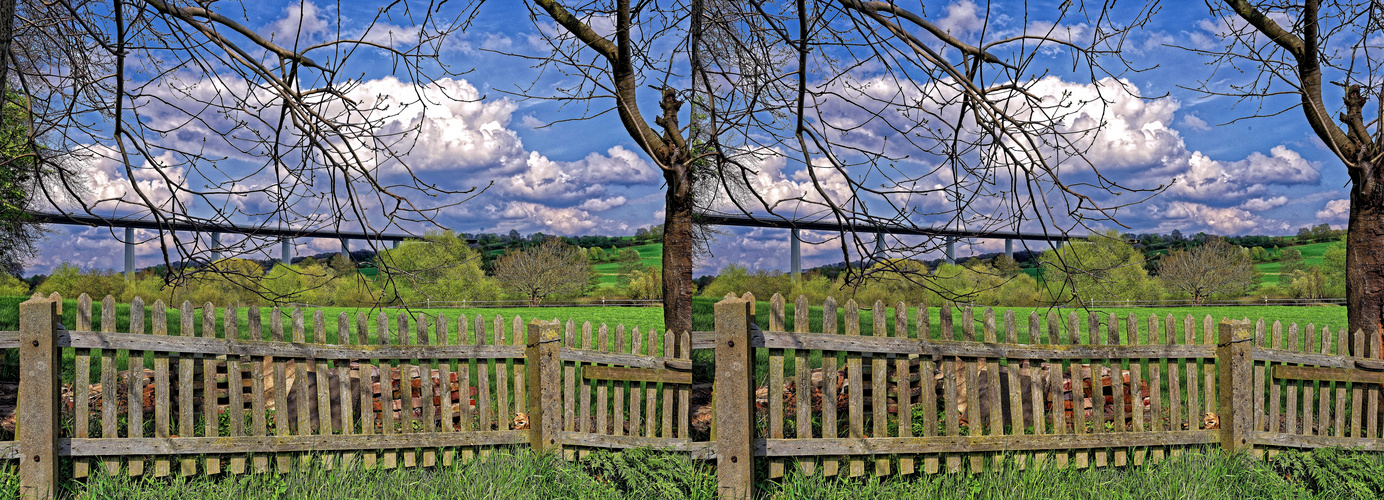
[[872, 232, 886, 266], [124, 227, 135, 279], [1005, 238, 1012, 259], [790, 228, 801, 281], [945, 238, 955, 265], [392, 240, 400, 250], [210, 232, 221, 262], [340, 238, 350, 260], [281, 239, 291, 265]]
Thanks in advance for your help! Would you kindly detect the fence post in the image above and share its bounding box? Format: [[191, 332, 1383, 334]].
[[19, 297, 59, 499], [714, 297, 754, 499], [1217, 318, 1253, 454], [527, 319, 562, 455]]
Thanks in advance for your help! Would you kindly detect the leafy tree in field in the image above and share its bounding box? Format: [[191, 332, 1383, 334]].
[[188, 258, 265, 307], [1290, 266, 1329, 300], [991, 255, 1022, 277], [377, 231, 493, 305], [492, 239, 592, 305], [626, 267, 662, 300], [1158, 238, 1257, 304], [1324, 242, 1347, 298], [1038, 231, 1163, 305], [0, 271, 26, 295], [1279, 248, 1307, 277], [35, 263, 126, 301], [0, 91, 44, 277]]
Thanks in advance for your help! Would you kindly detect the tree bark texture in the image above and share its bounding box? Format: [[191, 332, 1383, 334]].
[[663, 170, 695, 347], [1347, 169, 1384, 357]]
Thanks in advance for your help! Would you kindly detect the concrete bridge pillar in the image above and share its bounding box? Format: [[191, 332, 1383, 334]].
[[790, 228, 801, 281], [1005, 238, 1013, 259], [124, 227, 135, 279], [281, 239, 292, 265], [945, 238, 955, 265], [210, 232, 222, 262]]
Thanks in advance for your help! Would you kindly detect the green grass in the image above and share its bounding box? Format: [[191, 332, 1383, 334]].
[[1256, 241, 1339, 285], [11, 447, 1384, 499], [592, 243, 663, 285]]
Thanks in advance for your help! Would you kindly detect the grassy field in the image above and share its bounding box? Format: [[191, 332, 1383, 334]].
[[1255, 241, 1339, 285], [9, 447, 1384, 499], [592, 243, 662, 285]]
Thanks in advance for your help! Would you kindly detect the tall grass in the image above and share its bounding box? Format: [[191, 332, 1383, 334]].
[[7, 447, 1384, 499]]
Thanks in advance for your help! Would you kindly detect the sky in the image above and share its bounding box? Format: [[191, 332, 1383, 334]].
[[28, 1, 1356, 278]]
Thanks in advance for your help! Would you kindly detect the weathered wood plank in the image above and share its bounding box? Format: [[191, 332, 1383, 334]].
[[1165, 315, 1181, 458], [153, 300, 172, 477], [678, 329, 690, 440], [751, 330, 1216, 360], [871, 302, 889, 476], [558, 432, 704, 455], [582, 366, 692, 384], [564, 320, 577, 439], [822, 297, 840, 477], [250, 307, 268, 474], [1126, 314, 1145, 466], [1269, 322, 1283, 435], [1047, 311, 1067, 469], [644, 327, 658, 439], [312, 311, 334, 470], [1005, 310, 1027, 470], [419, 314, 438, 468], [1351, 327, 1364, 438], [495, 317, 511, 435], [379, 313, 397, 469], [627, 326, 643, 438], [1286, 323, 1300, 435], [596, 324, 609, 435], [897, 302, 914, 476], [1109, 314, 1127, 467], [457, 316, 474, 464], [1089, 314, 1107, 468], [1301, 325, 1316, 435], [1256, 431, 1384, 451], [273, 310, 292, 473], [127, 297, 147, 477], [358, 313, 377, 470], [399, 314, 417, 469], [1148, 314, 1164, 463], [846, 300, 865, 477], [1334, 327, 1347, 438], [1369, 327, 1381, 439], [338, 313, 356, 469], [100, 296, 119, 476], [74, 294, 92, 479], [64, 430, 527, 456], [203, 303, 221, 475], [1316, 326, 1332, 438], [1069, 312, 1087, 469], [792, 296, 813, 473], [294, 310, 313, 471], [610, 325, 624, 437], [964, 307, 982, 473], [920, 301, 939, 474], [579, 322, 592, 436], [769, 294, 786, 479], [475, 315, 492, 439], [663, 328, 676, 440], [1184, 316, 1201, 438], [57, 330, 526, 360], [1252, 319, 1266, 437], [758, 430, 1219, 457]]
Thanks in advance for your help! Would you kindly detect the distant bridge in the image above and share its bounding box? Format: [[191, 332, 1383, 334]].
[[694, 214, 1088, 279], [29, 212, 438, 277]]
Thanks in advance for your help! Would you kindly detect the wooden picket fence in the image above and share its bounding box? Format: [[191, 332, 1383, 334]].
[[4, 293, 694, 498], [7, 291, 1384, 499], [701, 293, 1384, 498]]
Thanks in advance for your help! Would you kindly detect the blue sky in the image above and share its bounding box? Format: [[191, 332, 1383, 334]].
[[31, 1, 1353, 277]]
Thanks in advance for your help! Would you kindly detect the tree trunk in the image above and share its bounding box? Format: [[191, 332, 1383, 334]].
[[662, 169, 695, 349], [1347, 166, 1384, 358]]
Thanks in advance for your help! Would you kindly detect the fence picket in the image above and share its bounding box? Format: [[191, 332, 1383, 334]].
[[178, 302, 198, 476], [769, 294, 786, 479], [359, 313, 378, 469], [495, 317, 511, 435], [250, 307, 268, 474], [678, 328, 690, 440], [1004, 310, 1026, 469], [629, 326, 644, 439], [564, 320, 578, 461], [1184, 316, 1201, 437], [128, 297, 147, 477], [1048, 311, 1068, 469], [100, 296, 119, 476], [513, 316, 527, 421], [228, 307, 246, 475], [1108, 313, 1127, 467], [74, 294, 91, 479], [983, 309, 1002, 471], [663, 328, 676, 441], [872, 301, 889, 476], [645, 326, 658, 439], [203, 303, 221, 475], [1369, 328, 1380, 438], [1351, 326, 1364, 438], [1164, 315, 1181, 458], [596, 324, 609, 436], [1127, 314, 1145, 466], [1316, 325, 1332, 437], [579, 321, 593, 447], [845, 300, 865, 477], [1252, 319, 1266, 440], [822, 297, 840, 477], [339, 313, 357, 469], [474, 315, 491, 450], [920, 301, 939, 475], [1334, 326, 1347, 437], [896, 302, 914, 476], [963, 306, 981, 473], [457, 315, 473, 464], [273, 310, 291, 473], [612, 325, 625, 437], [1148, 314, 1164, 463], [153, 300, 172, 477], [1088, 313, 1107, 469], [1302, 324, 1317, 435], [379, 312, 397, 468], [399, 314, 417, 468], [419, 314, 438, 468], [1068, 312, 1087, 469], [1286, 323, 1300, 435]]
